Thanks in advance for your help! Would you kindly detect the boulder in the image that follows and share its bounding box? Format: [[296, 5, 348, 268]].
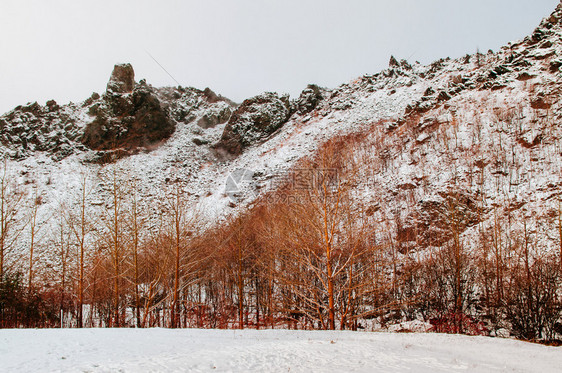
[[215, 92, 293, 156], [295, 84, 325, 114]]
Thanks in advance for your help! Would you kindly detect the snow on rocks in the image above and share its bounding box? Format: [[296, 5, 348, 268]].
[[2, 2, 562, 277], [214, 92, 293, 156]]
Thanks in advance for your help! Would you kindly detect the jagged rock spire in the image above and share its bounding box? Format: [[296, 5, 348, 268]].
[[106, 63, 135, 94]]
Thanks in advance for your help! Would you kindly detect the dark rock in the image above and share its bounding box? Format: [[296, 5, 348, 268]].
[[400, 59, 412, 70], [158, 86, 236, 125], [365, 204, 380, 216], [192, 138, 209, 146], [493, 65, 510, 76], [517, 72, 535, 81], [427, 59, 445, 78], [540, 40, 553, 49], [82, 77, 175, 152], [83, 92, 101, 107], [46, 100, 59, 112], [22, 102, 42, 114], [0, 63, 238, 162], [532, 48, 556, 60], [106, 63, 135, 94], [490, 83, 507, 91], [0, 101, 81, 157], [405, 99, 434, 116], [550, 59, 562, 72], [530, 93, 551, 109], [215, 92, 293, 156], [203, 87, 220, 103], [389, 55, 400, 68], [517, 133, 542, 149], [295, 84, 325, 114], [531, 27, 547, 44], [437, 90, 451, 102], [398, 182, 417, 190], [202, 87, 236, 106], [423, 87, 435, 97]]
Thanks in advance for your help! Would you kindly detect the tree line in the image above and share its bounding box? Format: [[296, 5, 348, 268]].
[[0, 128, 561, 343]]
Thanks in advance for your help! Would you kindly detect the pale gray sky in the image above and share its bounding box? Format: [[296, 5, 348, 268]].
[[0, 0, 559, 114]]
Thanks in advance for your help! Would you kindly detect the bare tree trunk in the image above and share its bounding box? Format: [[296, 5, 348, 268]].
[[237, 242, 244, 330], [493, 209, 503, 304], [66, 174, 91, 328], [558, 198, 562, 273], [321, 174, 340, 331], [131, 192, 141, 328], [27, 194, 39, 292], [78, 178, 86, 328], [113, 180, 121, 327], [58, 209, 68, 328], [0, 161, 24, 280], [171, 187, 182, 329], [100, 168, 124, 328]]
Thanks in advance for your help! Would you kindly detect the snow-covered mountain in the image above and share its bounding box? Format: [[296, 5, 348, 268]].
[[2, 4, 562, 236], [1, 1, 562, 339]]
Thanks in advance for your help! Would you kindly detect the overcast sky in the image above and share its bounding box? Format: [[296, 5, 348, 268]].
[[0, 0, 559, 114]]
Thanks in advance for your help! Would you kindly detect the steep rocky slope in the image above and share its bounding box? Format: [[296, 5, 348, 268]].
[[1, 3, 562, 273]]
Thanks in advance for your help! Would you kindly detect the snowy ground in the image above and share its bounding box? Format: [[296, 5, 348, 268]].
[[1, 329, 560, 372]]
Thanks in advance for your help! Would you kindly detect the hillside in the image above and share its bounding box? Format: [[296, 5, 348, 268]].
[[0, 3, 561, 341]]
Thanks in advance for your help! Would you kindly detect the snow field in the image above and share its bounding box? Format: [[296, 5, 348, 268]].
[[1, 329, 560, 372]]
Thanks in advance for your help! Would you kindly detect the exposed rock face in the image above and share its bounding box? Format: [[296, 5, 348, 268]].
[[295, 84, 326, 114], [80, 64, 176, 153], [397, 191, 482, 249], [202, 87, 236, 106], [82, 79, 175, 151], [389, 55, 400, 68], [106, 63, 135, 94], [197, 102, 233, 129], [0, 101, 82, 160], [0, 62, 239, 162], [215, 92, 293, 156]]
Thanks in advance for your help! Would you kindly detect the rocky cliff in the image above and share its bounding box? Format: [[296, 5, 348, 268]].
[[0, 3, 561, 269]]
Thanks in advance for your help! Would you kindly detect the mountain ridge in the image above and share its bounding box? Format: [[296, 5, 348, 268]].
[[1, 1, 561, 338], [1, 3, 562, 227]]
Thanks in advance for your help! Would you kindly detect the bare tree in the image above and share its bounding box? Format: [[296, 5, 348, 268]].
[[56, 205, 72, 327], [98, 166, 129, 327], [127, 181, 143, 328], [66, 173, 94, 328], [0, 160, 25, 280], [164, 181, 202, 328], [27, 189, 40, 292]]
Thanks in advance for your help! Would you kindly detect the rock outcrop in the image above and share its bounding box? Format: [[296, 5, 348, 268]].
[[81, 66, 175, 152], [106, 63, 135, 94], [0, 63, 240, 162], [197, 102, 233, 129], [295, 84, 326, 114], [0, 100, 82, 160], [215, 92, 293, 156]]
